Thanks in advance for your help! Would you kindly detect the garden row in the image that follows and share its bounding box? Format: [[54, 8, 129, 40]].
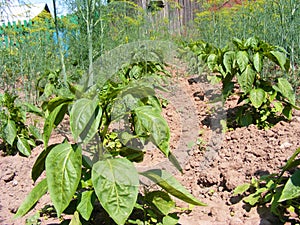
[[1, 0, 300, 224]]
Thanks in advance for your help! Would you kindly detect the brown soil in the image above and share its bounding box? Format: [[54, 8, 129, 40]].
[[1, 71, 300, 225]]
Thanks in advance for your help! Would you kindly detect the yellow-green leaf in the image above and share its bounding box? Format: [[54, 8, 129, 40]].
[[70, 211, 82, 225], [279, 170, 300, 202], [253, 52, 262, 72], [92, 158, 139, 225], [77, 191, 96, 221], [277, 78, 295, 105], [70, 98, 102, 144], [134, 106, 170, 156], [46, 143, 82, 217], [43, 103, 68, 147], [141, 169, 206, 206], [17, 136, 31, 157], [14, 179, 48, 219], [238, 65, 255, 93], [249, 88, 266, 108], [4, 120, 17, 146], [236, 51, 249, 72]]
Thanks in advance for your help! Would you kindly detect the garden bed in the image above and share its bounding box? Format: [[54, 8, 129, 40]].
[[0, 72, 300, 225]]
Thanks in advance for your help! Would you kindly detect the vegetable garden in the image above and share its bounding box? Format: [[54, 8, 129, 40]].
[[1, 0, 300, 224]]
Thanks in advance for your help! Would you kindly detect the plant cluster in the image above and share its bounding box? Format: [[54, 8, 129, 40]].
[[194, 0, 300, 62], [234, 147, 300, 223], [184, 36, 298, 128], [14, 59, 205, 224], [36, 68, 82, 101], [2, 0, 299, 223], [0, 19, 60, 102], [0, 92, 42, 156]]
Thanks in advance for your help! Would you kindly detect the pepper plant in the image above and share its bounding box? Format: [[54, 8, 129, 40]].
[[184, 37, 298, 128], [0, 92, 43, 156], [234, 147, 300, 223], [14, 61, 205, 224]]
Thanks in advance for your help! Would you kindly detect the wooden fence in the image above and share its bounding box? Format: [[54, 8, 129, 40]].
[[135, 0, 204, 34], [134, 0, 253, 34]]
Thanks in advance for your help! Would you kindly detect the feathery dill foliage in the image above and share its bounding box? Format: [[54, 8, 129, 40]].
[[0, 2, 174, 103], [0, 16, 59, 102]]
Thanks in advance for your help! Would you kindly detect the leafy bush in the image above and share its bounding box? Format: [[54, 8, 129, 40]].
[[234, 147, 300, 223], [0, 92, 43, 156], [36, 69, 65, 99], [14, 60, 205, 224], [193, 0, 300, 68], [184, 37, 298, 128]]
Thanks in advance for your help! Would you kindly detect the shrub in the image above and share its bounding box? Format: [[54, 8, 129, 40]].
[[184, 36, 298, 128]]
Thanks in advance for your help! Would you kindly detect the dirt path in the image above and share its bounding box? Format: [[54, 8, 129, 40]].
[[174, 75, 300, 225], [0, 73, 300, 225]]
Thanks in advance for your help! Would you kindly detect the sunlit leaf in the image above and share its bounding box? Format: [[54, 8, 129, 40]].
[[273, 101, 283, 113], [4, 120, 17, 146], [223, 51, 235, 74], [140, 169, 206, 206], [277, 78, 295, 105], [77, 191, 96, 221], [243, 187, 268, 206], [279, 170, 300, 202], [92, 158, 139, 225], [70, 211, 82, 225], [249, 88, 266, 108], [29, 125, 42, 140], [233, 183, 251, 195], [253, 52, 262, 72], [46, 143, 82, 217], [70, 98, 102, 144], [162, 213, 179, 225], [43, 103, 68, 147], [207, 54, 218, 71], [269, 51, 289, 72], [232, 37, 245, 50], [46, 96, 73, 113], [17, 136, 31, 157], [245, 37, 259, 49], [236, 51, 249, 72], [44, 83, 55, 98], [23, 102, 44, 117], [238, 65, 255, 93], [134, 106, 170, 156], [146, 191, 175, 215], [14, 179, 48, 219], [207, 75, 222, 85]]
